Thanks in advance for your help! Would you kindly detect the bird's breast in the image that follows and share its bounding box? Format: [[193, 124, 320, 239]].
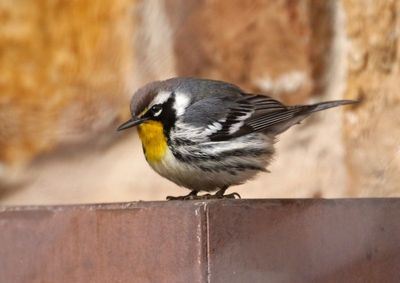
[[137, 121, 168, 163]]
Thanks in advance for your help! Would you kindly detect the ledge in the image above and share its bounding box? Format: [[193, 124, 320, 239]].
[[1, 199, 400, 283]]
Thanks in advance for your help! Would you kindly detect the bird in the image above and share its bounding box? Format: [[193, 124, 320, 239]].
[[118, 77, 357, 200]]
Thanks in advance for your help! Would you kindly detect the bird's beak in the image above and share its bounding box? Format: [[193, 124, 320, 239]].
[[117, 117, 149, 131]]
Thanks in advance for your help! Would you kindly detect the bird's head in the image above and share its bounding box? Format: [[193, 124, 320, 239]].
[[117, 79, 189, 132], [117, 77, 243, 132]]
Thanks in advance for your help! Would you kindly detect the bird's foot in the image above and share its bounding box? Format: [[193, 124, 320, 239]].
[[188, 192, 242, 200], [166, 190, 241, 200], [166, 195, 197, 200], [166, 194, 216, 200], [218, 192, 241, 199], [213, 186, 241, 199], [166, 190, 200, 200]]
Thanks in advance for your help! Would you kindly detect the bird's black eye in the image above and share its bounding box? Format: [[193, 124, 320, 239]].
[[150, 104, 163, 116]]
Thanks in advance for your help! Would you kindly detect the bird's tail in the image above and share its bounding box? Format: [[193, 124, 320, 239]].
[[271, 99, 358, 134], [303, 99, 358, 113]]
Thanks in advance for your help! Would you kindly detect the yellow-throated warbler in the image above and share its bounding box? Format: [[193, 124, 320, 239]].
[[118, 77, 356, 200]]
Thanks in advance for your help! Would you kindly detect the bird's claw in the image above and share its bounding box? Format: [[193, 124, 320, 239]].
[[166, 194, 199, 200], [166, 192, 241, 200], [221, 192, 241, 199]]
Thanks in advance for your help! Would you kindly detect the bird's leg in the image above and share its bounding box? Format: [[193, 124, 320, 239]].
[[214, 186, 241, 199], [166, 187, 241, 200], [166, 190, 198, 200]]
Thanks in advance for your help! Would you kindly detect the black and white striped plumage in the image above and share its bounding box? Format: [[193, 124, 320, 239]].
[[118, 77, 356, 199]]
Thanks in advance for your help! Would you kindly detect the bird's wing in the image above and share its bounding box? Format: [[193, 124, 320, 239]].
[[182, 93, 306, 141], [182, 91, 357, 142], [206, 94, 307, 141]]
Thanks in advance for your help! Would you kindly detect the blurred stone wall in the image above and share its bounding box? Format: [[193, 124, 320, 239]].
[[0, 0, 398, 204], [343, 0, 400, 196], [0, 0, 135, 166]]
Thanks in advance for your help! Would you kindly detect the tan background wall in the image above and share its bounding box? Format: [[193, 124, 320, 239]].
[[343, 0, 400, 196], [0, 0, 398, 205]]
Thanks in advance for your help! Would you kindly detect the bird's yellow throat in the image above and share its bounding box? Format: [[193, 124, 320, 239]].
[[137, 121, 168, 163]]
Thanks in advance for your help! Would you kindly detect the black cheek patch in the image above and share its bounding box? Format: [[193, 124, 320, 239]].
[[158, 93, 177, 139]]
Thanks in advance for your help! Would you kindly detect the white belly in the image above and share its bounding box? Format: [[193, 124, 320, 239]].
[[147, 133, 275, 192]]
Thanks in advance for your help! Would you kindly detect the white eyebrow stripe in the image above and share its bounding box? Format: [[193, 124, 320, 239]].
[[151, 91, 171, 106], [173, 91, 191, 116]]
